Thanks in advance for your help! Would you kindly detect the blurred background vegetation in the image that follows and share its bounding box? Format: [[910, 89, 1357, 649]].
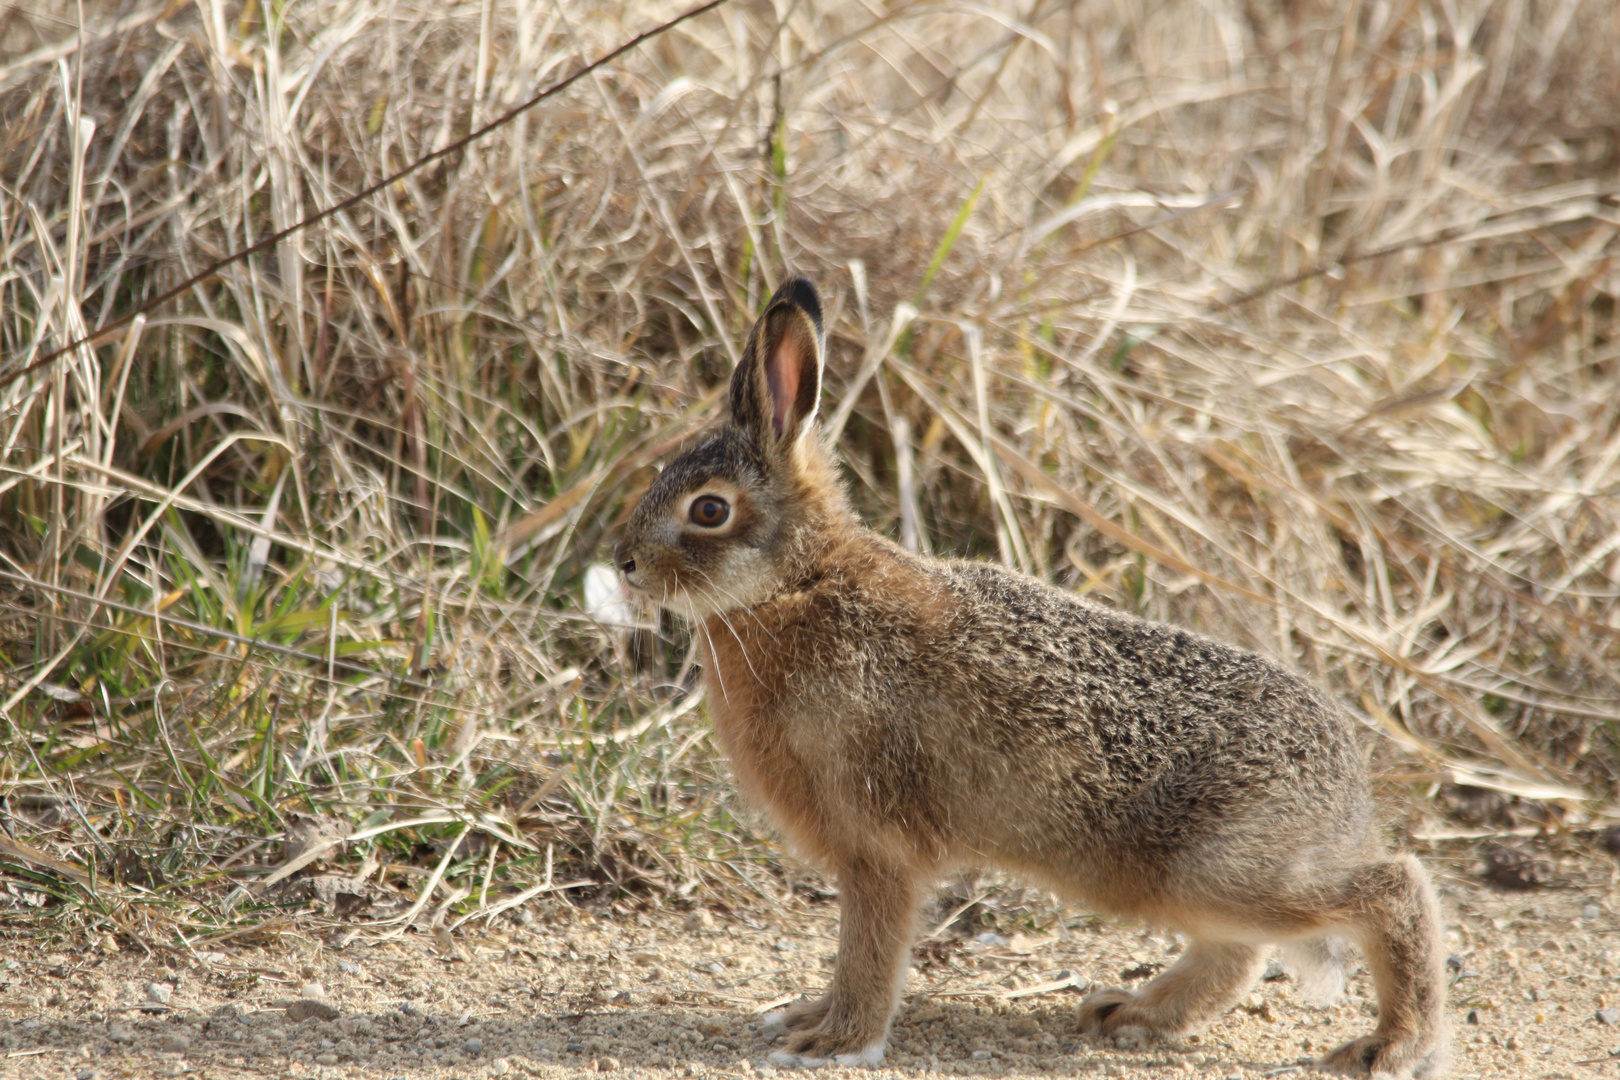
[[1, 0, 1617, 942]]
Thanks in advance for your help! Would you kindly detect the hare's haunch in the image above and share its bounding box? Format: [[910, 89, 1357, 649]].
[[615, 278, 1448, 1078]]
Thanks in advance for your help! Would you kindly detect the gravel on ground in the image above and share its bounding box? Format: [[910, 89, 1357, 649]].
[[2, 862, 1617, 1079]]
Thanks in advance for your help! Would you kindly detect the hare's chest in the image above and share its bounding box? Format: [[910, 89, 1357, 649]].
[[700, 623, 835, 860]]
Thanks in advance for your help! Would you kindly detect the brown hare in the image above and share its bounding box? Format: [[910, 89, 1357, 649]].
[[614, 278, 1448, 1078]]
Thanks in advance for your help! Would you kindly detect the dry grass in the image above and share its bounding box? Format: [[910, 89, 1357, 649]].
[[1, 0, 1617, 943]]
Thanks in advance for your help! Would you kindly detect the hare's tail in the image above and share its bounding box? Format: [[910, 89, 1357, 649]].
[[1279, 936, 1348, 1006]]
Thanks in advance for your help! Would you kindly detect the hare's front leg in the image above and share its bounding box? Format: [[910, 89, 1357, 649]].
[[768, 858, 916, 1068]]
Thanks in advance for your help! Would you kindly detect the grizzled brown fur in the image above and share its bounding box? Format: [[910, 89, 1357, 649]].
[[615, 278, 1448, 1078]]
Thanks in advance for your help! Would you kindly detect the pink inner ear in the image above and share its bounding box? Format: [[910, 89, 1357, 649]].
[[767, 337, 802, 438]]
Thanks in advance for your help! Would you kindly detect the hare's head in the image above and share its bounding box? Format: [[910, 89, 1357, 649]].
[[615, 278, 846, 621]]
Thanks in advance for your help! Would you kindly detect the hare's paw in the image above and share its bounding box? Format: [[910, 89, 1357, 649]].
[[1076, 987, 1161, 1049], [767, 1029, 887, 1069], [1076, 987, 1135, 1032], [1320, 1033, 1447, 1079], [762, 997, 831, 1035], [763, 996, 888, 1067]]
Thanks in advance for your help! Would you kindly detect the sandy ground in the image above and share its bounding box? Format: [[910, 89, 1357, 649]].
[[2, 861, 1617, 1080]]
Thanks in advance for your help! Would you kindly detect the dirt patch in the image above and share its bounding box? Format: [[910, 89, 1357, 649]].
[[2, 866, 1617, 1079]]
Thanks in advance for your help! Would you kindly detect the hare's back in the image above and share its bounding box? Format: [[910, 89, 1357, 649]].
[[932, 562, 1368, 813]]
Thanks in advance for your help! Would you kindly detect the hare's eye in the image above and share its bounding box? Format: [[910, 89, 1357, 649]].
[[689, 495, 730, 528]]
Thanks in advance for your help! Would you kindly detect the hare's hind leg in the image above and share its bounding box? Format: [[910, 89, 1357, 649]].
[[1079, 940, 1266, 1047], [769, 857, 917, 1068], [1319, 855, 1448, 1079]]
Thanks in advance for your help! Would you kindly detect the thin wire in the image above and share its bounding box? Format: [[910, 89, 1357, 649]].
[[2, 0, 729, 390]]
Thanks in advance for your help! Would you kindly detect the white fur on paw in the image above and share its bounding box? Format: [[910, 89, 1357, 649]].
[[834, 1040, 887, 1067], [1280, 937, 1348, 1007], [1414, 1045, 1451, 1080], [761, 1011, 788, 1034], [768, 1040, 886, 1069], [768, 1051, 827, 1069]]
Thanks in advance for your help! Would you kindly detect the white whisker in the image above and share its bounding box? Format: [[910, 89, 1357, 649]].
[[696, 616, 732, 705], [714, 604, 765, 687], [686, 567, 771, 689], [689, 566, 780, 644]]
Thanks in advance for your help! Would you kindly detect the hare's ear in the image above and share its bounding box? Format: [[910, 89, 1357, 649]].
[[729, 277, 824, 455]]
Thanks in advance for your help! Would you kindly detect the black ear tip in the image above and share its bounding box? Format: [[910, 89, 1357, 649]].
[[770, 276, 822, 335]]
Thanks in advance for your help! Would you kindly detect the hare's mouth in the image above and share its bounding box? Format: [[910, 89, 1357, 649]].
[[616, 567, 697, 614]]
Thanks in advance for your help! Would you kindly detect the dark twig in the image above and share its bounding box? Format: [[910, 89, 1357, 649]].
[[1, 0, 729, 390]]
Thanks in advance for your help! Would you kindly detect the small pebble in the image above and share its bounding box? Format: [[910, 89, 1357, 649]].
[[107, 1023, 134, 1044], [145, 982, 173, 1004], [159, 1033, 190, 1053], [76, 1070, 97, 1080], [1585, 904, 1603, 920], [1597, 1007, 1620, 1026], [314, 1052, 339, 1065], [337, 960, 361, 975], [597, 1056, 622, 1071], [285, 999, 341, 1022], [975, 932, 1009, 946], [490, 1059, 512, 1076], [299, 982, 326, 999], [1263, 958, 1287, 981], [971, 1049, 994, 1060], [465, 1037, 484, 1055]]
